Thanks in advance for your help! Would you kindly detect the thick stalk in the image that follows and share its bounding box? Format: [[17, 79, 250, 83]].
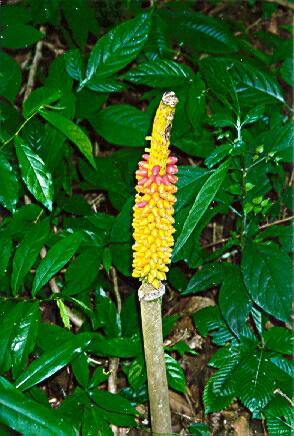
[[139, 284, 171, 434]]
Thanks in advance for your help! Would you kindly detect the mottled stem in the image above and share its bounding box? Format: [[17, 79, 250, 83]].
[[139, 284, 171, 434]]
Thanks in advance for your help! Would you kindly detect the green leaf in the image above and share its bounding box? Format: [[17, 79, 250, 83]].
[[230, 61, 285, 103], [89, 334, 142, 358], [203, 372, 235, 414], [0, 153, 19, 212], [234, 349, 275, 412], [263, 327, 293, 355], [205, 144, 232, 169], [95, 292, 121, 338], [173, 160, 230, 256], [11, 302, 40, 379], [280, 58, 293, 86], [264, 396, 294, 436], [15, 136, 54, 211], [63, 0, 99, 48], [82, 404, 112, 436], [90, 104, 150, 147], [163, 10, 237, 54], [183, 262, 228, 295], [65, 49, 84, 82], [71, 352, 89, 388], [89, 390, 138, 416], [0, 303, 28, 373], [193, 306, 235, 346], [40, 109, 95, 167], [85, 78, 126, 93], [0, 233, 12, 276], [0, 24, 44, 49], [0, 377, 75, 435], [0, 51, 21, 102], [165, 354, 186, 393], [82, 11, 151, 85], [32, 233, 82, 296], [219, 266, 252, 337], [23, 87, 62, 118], [122, 60, 194, 87], [127, 356, 146, 390], [189, 422, 210, 436], [11, 219, 50, 296], [242, 242, 292, 322], [15, 333, 91, 391], [63, 248, 102, 296], [56, 299, 71, 329]]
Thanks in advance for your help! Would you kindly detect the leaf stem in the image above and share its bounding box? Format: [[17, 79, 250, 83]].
[[0, 111, 38, 150], [236, 118, 247, 248]]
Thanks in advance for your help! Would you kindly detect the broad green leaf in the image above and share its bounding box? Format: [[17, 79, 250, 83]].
[[11, 219, 50, 296], [23, 87, 62, 118], [71, 352, 89, 388], [203, 372, 235, 414], [280, 57, 293, 86], [6, 204, 42, 240], [82, 12, 151, 85], [163, 9, 237, 54], [175, 166, 208, 212], [85, 78, 126, 93], [0, 24, 44, 49], [63, 0, 99, 48], [89, 334, 142, 358], [0, 233, 12, 276], [182, 262, 228, 295], [211, 353, 240, 396], [89, 390, 138, 416], [174, 160, 230, 256], [189, 422, 210, 436], [0, 51, 21, 102], [82, 405, 112, 436], [165, 354, 186, 393], [254, 122, 294, 154], [242, 104, 265, 126], [11, 302, 40, 379], [242, 242, 292, 322], [234, 349, 276, 412], [0, 153, 19, 212], [63, 248, 102, 296], [32, 233, 82, 296], [127, 356, 146, 390], [95, 292, 121, 338], [15, 333, 91, 391], [219, 266, 252, 337], [92, 405, 137, 428], [264, 396, 294, 436], [122, 60, 194, 87], [205, 144, 232, 169], [0, 304, 24, 373], [15, 136, 54, 211], [90, 104, 150, 147], [0, 377, 75, 435], [65, 49, 84, 82], [231, 61, 285, 103], [263, 327, 293, 355], [200, 58, 239, 113], [40, 110, 95, 167], [193, 306, 235, 346]]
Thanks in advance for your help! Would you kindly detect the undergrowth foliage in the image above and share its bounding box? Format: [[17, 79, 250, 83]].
[[0, 1, 293, 435]]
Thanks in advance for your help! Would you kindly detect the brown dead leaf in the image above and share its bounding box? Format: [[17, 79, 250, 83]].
[[169, 390, 194, 418]]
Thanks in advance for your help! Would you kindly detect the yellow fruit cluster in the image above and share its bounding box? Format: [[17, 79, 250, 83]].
[[132, 92, 178, 289]]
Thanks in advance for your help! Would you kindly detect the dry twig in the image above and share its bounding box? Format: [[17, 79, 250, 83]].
[[24, 26, 45, 101], [108, 267, 122, 436]]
